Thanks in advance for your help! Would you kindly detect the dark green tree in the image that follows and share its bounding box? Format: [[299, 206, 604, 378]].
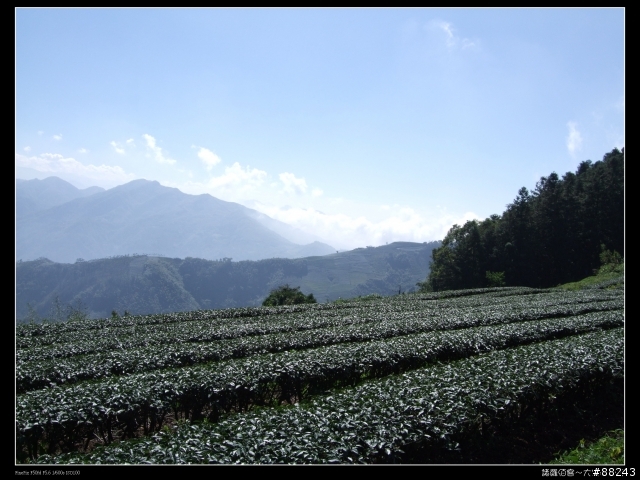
[[423, 220, 486, 291], [262, 284, 317, 306], [485, 271, 506, 287], [419, 148, 623, 291], [501, 186, 533, 286]]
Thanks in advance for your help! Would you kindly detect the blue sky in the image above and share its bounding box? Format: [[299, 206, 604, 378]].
[[15, 8, 624, 250]]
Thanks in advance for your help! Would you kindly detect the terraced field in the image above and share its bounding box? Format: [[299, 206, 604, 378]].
[[16, 283, 624, 464]]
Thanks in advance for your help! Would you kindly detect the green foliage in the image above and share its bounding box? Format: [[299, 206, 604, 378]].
[[485, 271, 506, 287], [598, 244, 623, 275], [557, 271, 623, 291], [17, 243, 442, 322], [16, 287, 622, 394], [28, 327, 623, 464], [415, 280, 432, 293], [17, 286, 623, 463], [557, 249, 624, 291], [420, 148, 624, 291], [599, 245, 623, 266], [262, 284, 317, 307], [550, 429, 624, 464]]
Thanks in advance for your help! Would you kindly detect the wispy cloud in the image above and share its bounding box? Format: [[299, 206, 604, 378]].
[[110, 141, 125, 155], [126, 138, 135, 146], [52, 134, 62, 141], [143, 134, 176, 165], [37, 131, 43, 136], [279, 172, 308, 195], [78, 148, 88, 154], [566, 121, 583, 156], [15, 152, 135, 184], [427, 20, 478, 50], [23, 146, 31, 152], [195, 146, 222, 171]]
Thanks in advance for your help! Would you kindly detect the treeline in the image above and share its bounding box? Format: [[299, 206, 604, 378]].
[[422, 148, 624, 291]]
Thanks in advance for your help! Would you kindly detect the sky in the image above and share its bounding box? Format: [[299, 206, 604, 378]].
[[15, 8, 624, 251]]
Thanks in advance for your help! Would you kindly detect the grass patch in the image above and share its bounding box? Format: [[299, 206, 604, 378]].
[[557, 263, 624, 291], [549, 429, 624, 464]]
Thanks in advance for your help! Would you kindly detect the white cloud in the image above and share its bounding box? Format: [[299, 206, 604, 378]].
[[252, 202, 480, 250], [126, 138, 135, 146], [279, 172, 308, 195], [15, 152, 135, 184], [52, 134, 62, 141], [163, 167, 480, 248], [164, 164, 468, 249], [566, 121, 583, 156], [23, 146, 31, 152], [110, 141, 125, 155], [143, 134, 176, 165], [164, 162, 269, 202], [37, 131, 43, 135], [208, 162, 267, 190], [78, 148, 88, 154], [172, 163, 324, 204], [427, 20, 478, 50], [197, 147, 222, 171]]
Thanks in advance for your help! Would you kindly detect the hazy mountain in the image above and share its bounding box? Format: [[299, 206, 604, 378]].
[[16, 176, 104, 217], [243, 208, 329, 246], [16, 241, 440, 320], [16, 178, 335, 263]]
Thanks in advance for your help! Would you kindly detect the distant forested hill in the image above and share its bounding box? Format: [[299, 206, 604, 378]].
[[422, 148, 624, 291], [16, 241, 440, 321]]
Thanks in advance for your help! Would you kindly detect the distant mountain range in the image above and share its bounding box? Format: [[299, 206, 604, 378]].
[[15, 177, 335, 263], [16, 176, 105, 217], [16, 241, 440, 321]]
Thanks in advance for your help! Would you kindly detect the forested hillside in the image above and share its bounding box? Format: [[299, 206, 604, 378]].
[[16, 241, 440, 321], [422, 148, 624, 291]]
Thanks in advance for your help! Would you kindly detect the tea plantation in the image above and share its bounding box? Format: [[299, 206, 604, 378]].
[[16, 280, 624, 464]]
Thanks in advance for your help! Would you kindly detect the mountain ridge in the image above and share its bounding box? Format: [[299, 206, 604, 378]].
[[16, 177, 335, 263], [16, 176, 105, 217]]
